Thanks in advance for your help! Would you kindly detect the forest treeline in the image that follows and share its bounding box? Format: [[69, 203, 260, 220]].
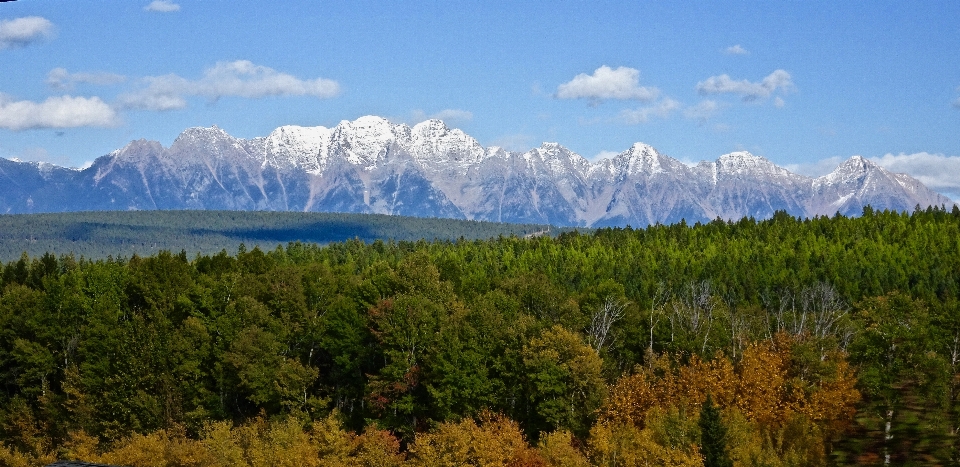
[[2, 206, 960, 465], [0, 210, 554, 263]]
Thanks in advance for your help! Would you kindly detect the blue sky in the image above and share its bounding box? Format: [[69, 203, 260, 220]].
[[2, 1, 960, 199]]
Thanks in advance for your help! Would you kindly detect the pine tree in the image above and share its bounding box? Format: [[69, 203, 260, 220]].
[[699, 394, 732, 467]]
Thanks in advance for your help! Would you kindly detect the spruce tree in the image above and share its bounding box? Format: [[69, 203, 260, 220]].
[[699, 394, 732, 467]]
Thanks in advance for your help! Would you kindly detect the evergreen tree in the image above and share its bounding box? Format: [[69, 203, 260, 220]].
[[699, 394, 732, 467]]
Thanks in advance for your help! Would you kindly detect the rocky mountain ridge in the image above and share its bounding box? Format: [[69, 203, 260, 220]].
[[0, 116, 953, 227]]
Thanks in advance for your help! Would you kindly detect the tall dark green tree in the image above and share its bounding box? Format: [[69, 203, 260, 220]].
[[699, 394, 732, 467]]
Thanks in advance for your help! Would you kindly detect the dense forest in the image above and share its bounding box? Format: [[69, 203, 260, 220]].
[[0, 211, 554, 263], [2, 206, 960, 466]]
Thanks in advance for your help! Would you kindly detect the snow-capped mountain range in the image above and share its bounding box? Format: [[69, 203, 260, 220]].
[[0, 116, 953, 227]]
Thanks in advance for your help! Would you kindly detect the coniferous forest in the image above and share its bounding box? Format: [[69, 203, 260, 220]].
[[2, 206, 960, 466], [0, 211, 553, 263]]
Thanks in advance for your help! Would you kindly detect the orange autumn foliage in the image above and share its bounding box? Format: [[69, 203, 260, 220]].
[[602, 334, 860, 436]]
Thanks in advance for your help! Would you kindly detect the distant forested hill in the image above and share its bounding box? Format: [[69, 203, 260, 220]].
[[0, 210, 556, 262]]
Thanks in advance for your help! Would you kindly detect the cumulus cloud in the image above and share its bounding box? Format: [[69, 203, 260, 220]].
[[618, 98, 681, 124], [723, 45, 749, 55], [684, 100, 720, 122], [410, 108, 473, 124], [0, 94, 117, 131], [47, 68, 126, 90], [556, 66, 659, 102], [869, 152, 960, 200], [0, 16, 54, 49], [145, 0, 180, 12], [118, 60, 340, 111], [696, 69, 793, 101]]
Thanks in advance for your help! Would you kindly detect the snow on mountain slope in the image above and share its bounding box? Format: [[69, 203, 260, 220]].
[[809, 155, 952, 216], [264, 125, 332, 174], [0, 116, 953, 225]]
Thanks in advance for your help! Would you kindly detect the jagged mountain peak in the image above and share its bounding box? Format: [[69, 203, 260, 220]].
[[718, 150, 763, 164], [409, 119, 485, 167], [1, 115, 953, 224], [173, 125, 233, 144], [336, 115, 408, 137], [518, 143, 591, 178], [837, 155, 875, 172], [411, 118, 449, 134], [627, 142, 659, 155], [111, 138, 165, 163], [613, 142, 683, 176], [715, 151, 787, 177], [264, 125, 332, 173], [528, 143, 591, 172], [819, 155, 885, 186], [329, 116, 410, 167]]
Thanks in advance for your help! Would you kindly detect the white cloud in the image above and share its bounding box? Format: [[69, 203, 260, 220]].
[[869, 152, 960, 200], [556, 66, 659, 101], [0, 16, 54, 49], [0, 94, 117, 131], [723, 45, 749, 55], [119, 60, 340, 111], [145, 0, 180, 12], [410, 108, 473, 124], [47, 68, 126, 90], [684, 100, 720, 122], [784, 152, 960, 202], [696, 69, 794, 101], [774, 96, 785, 108], [618, 98, 680, 124]]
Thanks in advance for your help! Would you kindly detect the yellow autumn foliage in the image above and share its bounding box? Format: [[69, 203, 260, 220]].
[[603, 335, 859, 433], [587, 422, 702, 467], [408, 412, 542, 466]]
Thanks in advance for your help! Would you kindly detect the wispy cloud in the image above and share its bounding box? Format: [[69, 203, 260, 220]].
[[953, 87, 960, 109], [684, 100, 720, 122], [723, 44, 748, 55], [618, 98, 680, 124], [410, 109, 473, 124], [118, 60, 340, 111], [696, 69, 793, 102], [0, 16, 54, 49], [870, 152, 960, 200], [0, 94, 118, 131], [556, 66, 659, 102], [145, 0, 180, 12], [47, 68, 126, 91]]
